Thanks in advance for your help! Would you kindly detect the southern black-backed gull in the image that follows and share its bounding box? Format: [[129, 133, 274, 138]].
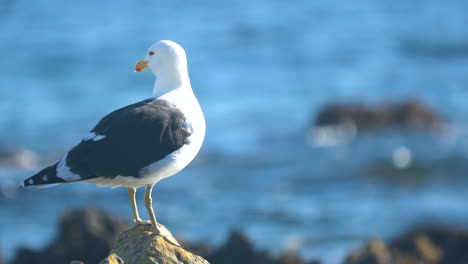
[[20, 40, 205, 243]]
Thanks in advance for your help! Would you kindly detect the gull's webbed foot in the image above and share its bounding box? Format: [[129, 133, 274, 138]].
[[152, 223, 180, 246]]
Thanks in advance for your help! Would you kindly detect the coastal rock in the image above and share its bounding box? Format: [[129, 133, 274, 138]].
[[208, 231, 272, 264], [345, 225, 468, 264], [12, 208, 128, 264], [345, 238, 391, 264], [98, 253, 124, 264], [205, 231, 320, 264], [312, 99, 445, 133], [11, 208, 319, 264], [100, 224, 209, 264]]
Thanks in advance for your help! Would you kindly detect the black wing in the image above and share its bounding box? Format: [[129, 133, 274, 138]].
[[65, 98, 190, 179]]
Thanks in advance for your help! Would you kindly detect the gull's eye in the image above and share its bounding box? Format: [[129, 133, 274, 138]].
[[149, 51, 155, 56]]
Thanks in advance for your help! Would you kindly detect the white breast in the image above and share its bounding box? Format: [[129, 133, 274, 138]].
[[142, 88, 205, 184], [89, 87, 206, 188]]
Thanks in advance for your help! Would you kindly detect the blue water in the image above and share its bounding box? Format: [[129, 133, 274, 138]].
[[1, 0, 468, 263]]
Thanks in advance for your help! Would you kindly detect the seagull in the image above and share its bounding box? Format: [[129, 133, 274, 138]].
[[20, 40, 206, 243]]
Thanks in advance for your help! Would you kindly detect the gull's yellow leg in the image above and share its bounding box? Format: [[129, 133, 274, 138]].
[[142, 184, 181, 246], [144, 184, 162, 234], [128, 187, 150, 225]]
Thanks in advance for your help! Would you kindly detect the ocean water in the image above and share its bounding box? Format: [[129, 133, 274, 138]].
[[1, 0, 468, 263]]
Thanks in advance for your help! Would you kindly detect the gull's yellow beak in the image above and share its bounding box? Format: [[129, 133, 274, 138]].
[[134, 60, 149, 72]]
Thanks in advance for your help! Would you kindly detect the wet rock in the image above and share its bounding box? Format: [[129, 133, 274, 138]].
[[12, 208, 128, 264], [11, 208, 318, 264], [100, 224, 209, 264], [207, 231, 271, 264], [345, 238, 392, 264], [345, 225, 468, 264], [401, 38, 468, 58], [205, 231, 320, 264], [277, 251, 321, 264], [312, 99, 445, 133], [98, 253, 124, 264]]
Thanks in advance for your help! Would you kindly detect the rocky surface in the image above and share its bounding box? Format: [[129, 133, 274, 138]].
[[189, 231, 320, 264], [98, 253, 124, 264], [100, 224, 209, 264], [313, 99, 446, 133], [11, 207, 468, 264], [12, 208, 128, 264], [99, 227, 320, 264], [345, 225, 468, 264], [10, 208, 320, 264]]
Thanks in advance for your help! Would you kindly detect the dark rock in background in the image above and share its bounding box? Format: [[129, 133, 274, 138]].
[[11, 208, 128, 264], [313, 99, 446, 133], [11, 208, 468, 264], [190, 231, 320, 264], [345, 225, 468, 264], [10, 209, 319, 264], [345, 238, 392, 264]]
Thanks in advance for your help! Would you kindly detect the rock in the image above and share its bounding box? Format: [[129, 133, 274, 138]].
[[400, 38, 468, 58], [389, 225, 464, 264], [100, 224, 209, 264], [206, 231, 320, 264], [207, 231, 271, 264], [12, 208, 128, 264], [11, 208, 318, 264], [277, 251, 321, 264], [345, 225, 468, 264], [98, 253, 124, 264], [344, 238, 391, 264], [312, 99, 445, 133]]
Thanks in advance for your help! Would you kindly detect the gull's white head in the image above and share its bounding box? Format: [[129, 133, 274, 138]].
[[134, 40, 188, 76]]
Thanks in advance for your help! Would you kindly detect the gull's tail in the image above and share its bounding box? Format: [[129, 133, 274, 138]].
[[20, 162, 65, 188]]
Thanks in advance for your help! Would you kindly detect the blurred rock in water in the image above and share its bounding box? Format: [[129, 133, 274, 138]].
[[363, 159, 428, 185], [345, 239, 391, 264], [400, 38, 468, 59], [189, 231, 320, 264], [11, 208, 128, 264], [10, 208, 319, 264], [310, 99, 445, 140], [362, 153, 468, 185], [0, 148, 39, 169], [345, 224, 468, 264]]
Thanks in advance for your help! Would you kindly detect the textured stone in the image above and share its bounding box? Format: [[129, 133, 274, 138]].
[[345, 238, 391, 264], [99, 253, 125, 264], [206, 231, 320, 264], [345, 225, 468, 264], [12, 208, 128, 264], [101, 224, 209, 264]]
